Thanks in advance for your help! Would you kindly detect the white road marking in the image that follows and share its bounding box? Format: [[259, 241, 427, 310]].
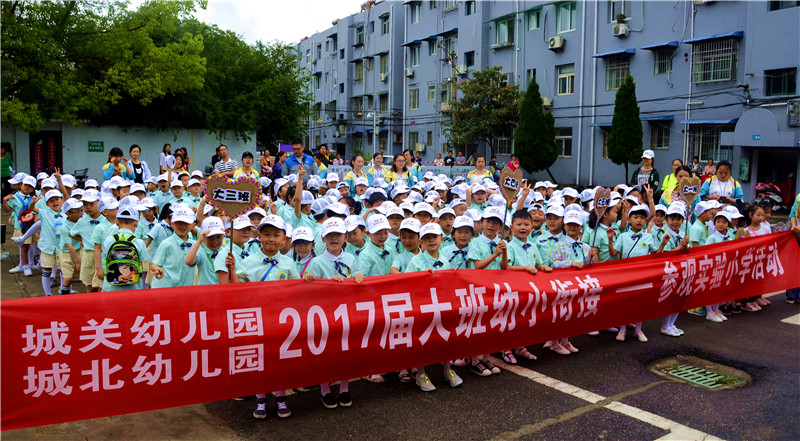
[[491, 357, 724, 441], [763, 291, 785, 298], [616, 283, 655, 293], [780, 313, 800, 326]]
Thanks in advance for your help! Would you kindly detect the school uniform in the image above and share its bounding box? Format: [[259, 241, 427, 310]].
[[358, 241, 395, 276], [135, 217, 158, 241], [147, 221, 173, 258], [689, 219, 710, 246], [650, 224, 667, 244], [152, 190, 172, 211], [71, 213, 105, 286], [290, 210, 316, 230], [293, 254, 314, 277], [551, 236, 590, 269], [405, 250, 451, 272], [344, 239, 368, 259], [58, 219, 81, 278], [190, 243, 224, 286], [37, 205, 64, 268], [662, 228, 688, 252], [391, 248, 417, 272], [213, 243, 249, 278], [169, 192, 190, 206], [582, 224, 619, 263], [7, 191, 34, 242], [100, 229, 149, 291], [237, 249, 298, 282], [468, 202, 486, 212], [705, 229, 732, 245], [441, 243, 471, 269], [507, 236, 543, 268], [185, 194, 203, 210], [614, 230, 658, 259], [151, 233, 196, 288], [535, 231, 563, 267], [244, 237, 262, 256], [467, 234, 501, 270], [305, 249, 359, 279]]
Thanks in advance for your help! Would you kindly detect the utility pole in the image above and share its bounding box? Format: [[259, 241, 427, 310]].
[[372, 108, 378, 156]]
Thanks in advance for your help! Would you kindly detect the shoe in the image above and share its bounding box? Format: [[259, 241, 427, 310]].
[[363, 374, 385, 383], [786, 298, 797, 304], [276, 398, 291, 418], [445, 370, 463, 388], [23, 267, 33, 277], [515, 347, 537, 361], [562, 341, 578, 353], [706, 313, 723, 323], [671, 326, 684, 335], [470, 361, 492, 376], [338, 391, 352, 407], [50, 278, 57, 287], [661, 328, 681, 337], [452, 358, 468, 367], [232, 396, 246, 401], [606, 327, 619, 332], [752, 303, 762, 311], [1, 251, 9, 259], [8, 265, 22, 274], [762, 297, 771, 305], [687, 307, 707, 316], [587, 331, 600, 336], [728, 304, 743, 314], [616, 330, 626, 341], [502, 350, 517, 365], [543, 341, 554, 349], [11, 236, 23, 245], [636, 331, 648, 343], [484, 360, 501, 374], [252, 398, 267, 419], [742, 303, 758, 312], [756, 297, 769, 307], [398, 370, 413, 383], [320, 393, 337, 409], [416, 373, 436, 392], [719, 305, 731, 315], [549, 342, 571, 355], [715, 310, 728, 321]]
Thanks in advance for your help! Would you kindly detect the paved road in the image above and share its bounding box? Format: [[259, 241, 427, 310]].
[[2, 239, 799, 440]]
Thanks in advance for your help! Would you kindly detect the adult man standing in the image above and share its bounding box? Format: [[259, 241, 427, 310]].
[[444, 150, 455, 167], [213, 145, 238, 178], [282, 138, 317, 182], [318, 144, 330, 167], [455, 151, 466, 166]]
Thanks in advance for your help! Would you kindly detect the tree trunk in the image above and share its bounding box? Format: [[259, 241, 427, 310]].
[[624, 163, 629, 184]]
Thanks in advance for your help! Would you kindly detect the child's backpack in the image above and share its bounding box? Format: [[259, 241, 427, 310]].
[[105, 233, 142, 286], [15, 194, 36, 232]]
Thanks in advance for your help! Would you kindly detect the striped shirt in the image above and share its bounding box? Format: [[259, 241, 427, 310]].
[[213, 158, 238, 174]]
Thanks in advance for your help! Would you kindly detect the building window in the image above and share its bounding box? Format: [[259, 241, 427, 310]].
[[442, 36, 457, 57], [408, 131, 419, 149], [654, 49, 673, 75], [557, 64, 575, 95], [495, 19, 515, 47], [428, 86, 436, 101], [605, 56, 630, 91], [465, 1, 476, 15], [650, 123, 670, 150], [327, 101, 336, 119], [314, 75, 321, 90], [367, 58, 374, 71], [312, 103, 321, 120], [316, 44, 321, 59], [331, 36, 338, 53], [339, 83, 344, 94], [356, 26, 365, 45], [556, 127, 573, 157], [440, 84, 453, 102], [409, 89, 419, 110], [429, 41, 436, 56], [430, 1, 437, 9], [340, 49, 345, 60], [381, 16, 390, 35], [765, 67, 797, 96], [354, 61, 364, 81], [368, 95, 374, 109], [465, 51, 475, 67], [691, 38, 739, 84], [769, 1, 800, 10], [379, 55, 389, 75], [527, 10, 540, 30], [689, 124, 735, 163], [332, 70, 337, 86], [411, 3, 421, 23], [410, 45, 420, 66], [370, 21, 375, 33], [527, 68, 536, 86], [352, 97, 363, 113], [379, 93, 389, 112], [601, 128, 610, 158], [353, 134, 363, 152], [495, 138, 513, 155], [426, 131, 433, 146], [442, 0, 457, 11], [608, 0, 629, 22], [557, 2, 577, 33]]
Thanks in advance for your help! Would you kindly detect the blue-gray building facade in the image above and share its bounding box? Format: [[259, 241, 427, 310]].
[[298, 0, 799, 201]]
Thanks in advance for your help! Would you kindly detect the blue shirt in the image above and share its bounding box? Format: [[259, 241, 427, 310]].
[[151, 233, 196, 288], [614, 230, 658, 259], [441, 243, 472, 269], [306, 250, 359, 279]]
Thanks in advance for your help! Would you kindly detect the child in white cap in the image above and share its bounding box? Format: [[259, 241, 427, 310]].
[[57, 198, 85, 294], [289, 225, 316, 277], [29, 172, 69, 296], [3, 174, 37, 276], [185, 216, 227, 286], [100, 201, 149, 291], [150, 203, 196, 288], [343, 215, 368, 258], [390, 218, 421, 274], [358, 214, 396, 277], [217, 215, 255, 284], [656, 202, 692, 334]]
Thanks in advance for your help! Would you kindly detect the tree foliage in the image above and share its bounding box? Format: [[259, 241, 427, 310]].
[[514, 78, 556, 173], [1, 1, 310, 146], [606, 75, 643, 180], [445, 66, 521, 155]]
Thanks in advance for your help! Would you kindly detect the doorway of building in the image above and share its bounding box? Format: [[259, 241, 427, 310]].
[[29, 131, 63, 174]]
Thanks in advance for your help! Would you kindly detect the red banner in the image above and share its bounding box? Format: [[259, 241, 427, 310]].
[[2, 232, 799, 430]]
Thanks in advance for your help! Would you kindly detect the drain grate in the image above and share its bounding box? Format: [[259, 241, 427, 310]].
[[664, 365, 729, 389]]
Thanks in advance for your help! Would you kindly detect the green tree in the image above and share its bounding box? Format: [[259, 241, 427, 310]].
[[514, 78, 557, 180], [606, 75, 643, 181], [445, 66, 521, 156], [1, 1, 207, 132]]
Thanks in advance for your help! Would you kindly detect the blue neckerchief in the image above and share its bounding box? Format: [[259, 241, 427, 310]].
[[432, 260, 444, 268], [90, 219, 100, 225], [261, 258, 278, 281], [395, 240, 402, 254], [522, 243, 532, 250], [631, 233, 642, 240], [180, 242, 192, 250], [54, 213, 62, 219], [240, 250, 250, 259], [449, 248, 467, 263], [379, 249, 390, 259], [334, 259, 351, 277], [489, 242, 497, 253], [210, 250, 219, 259]]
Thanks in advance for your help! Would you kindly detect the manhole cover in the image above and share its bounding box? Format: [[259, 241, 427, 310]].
[[649, 355, 751, 390]]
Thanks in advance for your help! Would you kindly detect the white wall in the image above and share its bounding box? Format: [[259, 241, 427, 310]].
[[2, 122, 256, 181]]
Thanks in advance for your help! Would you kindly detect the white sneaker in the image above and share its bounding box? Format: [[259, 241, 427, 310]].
[[706, 313, 723, 323], [9, 265, 22, 273], [23, 267, 33, 277], [416, 373, 436, 392], [635, 331, 648, 342], [11, 236, 24, 245], [715, 310, 727, 321], [445, 370, 463, 388], [1, 251, 9, 259], [616, 330, 626, 341]]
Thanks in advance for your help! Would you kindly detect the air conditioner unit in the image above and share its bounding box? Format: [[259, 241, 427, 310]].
[[548, 36, 565, 51], [338, 124, 346, 136], [415, 142, 426, 152], [542, 97, 552, 108], [613, 23, 630, 37], [379, 73, 388, 82], [441, 101, 452, 113], [405, 68, 414, 77], [455, 65, 467, 75]]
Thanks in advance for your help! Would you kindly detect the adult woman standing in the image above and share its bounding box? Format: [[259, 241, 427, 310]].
[[385, 154, 415, 185], [260, 152, 273, 177], [703, 159, 716, 181], [629, 150, 660, 188], [699, 160, 743, 205], [403, 149, 422, 184], [367, 152, 388, 186], [128, 144, 152, 184], [508, 154, 520, 172], [660, 158, 684, 192], [159, 144, 171, 174], [343, 155, 368, 196], [467, 155, 493, 185], [658, 165, 696, 210], [272, 151, 287, 179], [434, 153, 444, 166], [332, 153, 343, 165]]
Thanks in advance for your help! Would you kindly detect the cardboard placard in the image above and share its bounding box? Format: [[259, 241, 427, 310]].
[[499, 167, 522, 204], [593, 187, 612, 218], [678, 176, 701, 207], [735, 227, 751, 240], [204, 175, 260, 220]]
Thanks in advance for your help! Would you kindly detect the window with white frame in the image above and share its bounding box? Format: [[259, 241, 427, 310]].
[[527, 10, 540, 30], [495, 18, 515, 46], [650, 123, 670, 150], [410, 45, 421, 66], [605, 56, 630, 90], [411, 3, 421, 23], [654, 49, 672, 75], [408, 131, 419, 149], [428, 86, 436, 101], [354, 60, 364, 81], [381, 16, 390, 35], [557, 64, 575, 95], [380, 54, 388, 75], [495, 138, 513, 155], [557, 2, 577, 33], [379, 93, 389, 112], [608, 0, 629, 22], [688, 124, 735, 162], [691, 38, 739, 84], [409, 89, 419, 110], [556, 127, 573, 157], [443, 35, 457, 57]]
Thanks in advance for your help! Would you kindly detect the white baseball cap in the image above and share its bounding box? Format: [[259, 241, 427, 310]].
[[41, 177, 57, 189], [81, 189, 100, 203], [453, 215, 475, 230], [22, 175, 37, 187], [247, 207, 267, 218], [311, 198, 330, 216], [139, 197, 157, 209], [63, 198, 83, 212], [232, 215, 252, 230], [36, 172, 49, 181], [386, 206, 405, 218], [470, 183, 487, 194], [655, 204, 668, 214], [116, 179, 131, 188], [533, 181, 546, 189], [722, 206, 743, 219], [61, 174, 77, 188], [201, 216, 226, 236], [449, 198, 466, 209], [345, 214, 366, 232], [70, 188, 85, 198], [300, 190, 315, 205], [406, 192, 424, 204], [420, 222, 443, 238], [398, 217, 421, 234], [366, 214, 391, 234], [528, 202, 545, 213], [465, 208, 483, 221], [187, 179, 201, 187], [258, 214, 286, 232], [171, 203, 195, 223], [116, 206, 140, 221], [629, 204, 651, 217], [203, 204, 214, 215], [292, 226, 315, 243], [259, 176, 272, 188], [191, 170, 204, 178], [562, 187, 579, 199], [705, 200, 723, 210], [326, 172, 340, 183], [564, 210, 584, 225], [130, 183, 146, 194], [642, 149, 655, 159], [438, 207, 456, 218], [693, 201, 709, 217], [156, 174, 168, 183], [579, 189, 595, 203], [666, 202, 687, 217], [327, 202, 349, 216], [44, 189, 62, 201], [546, 205, 565, 218], [482, 206, 505, 221], [354, 177, 369, 187], [8, 173, 27, 184], [413, 202, 436, 217], [544, 181, 558, 189], [322, 217, 347, 236], [99, 197, 120, 212], [170, 180, 184, 188], [488, 194, 507, 208], [714, 211, 732, 222]]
